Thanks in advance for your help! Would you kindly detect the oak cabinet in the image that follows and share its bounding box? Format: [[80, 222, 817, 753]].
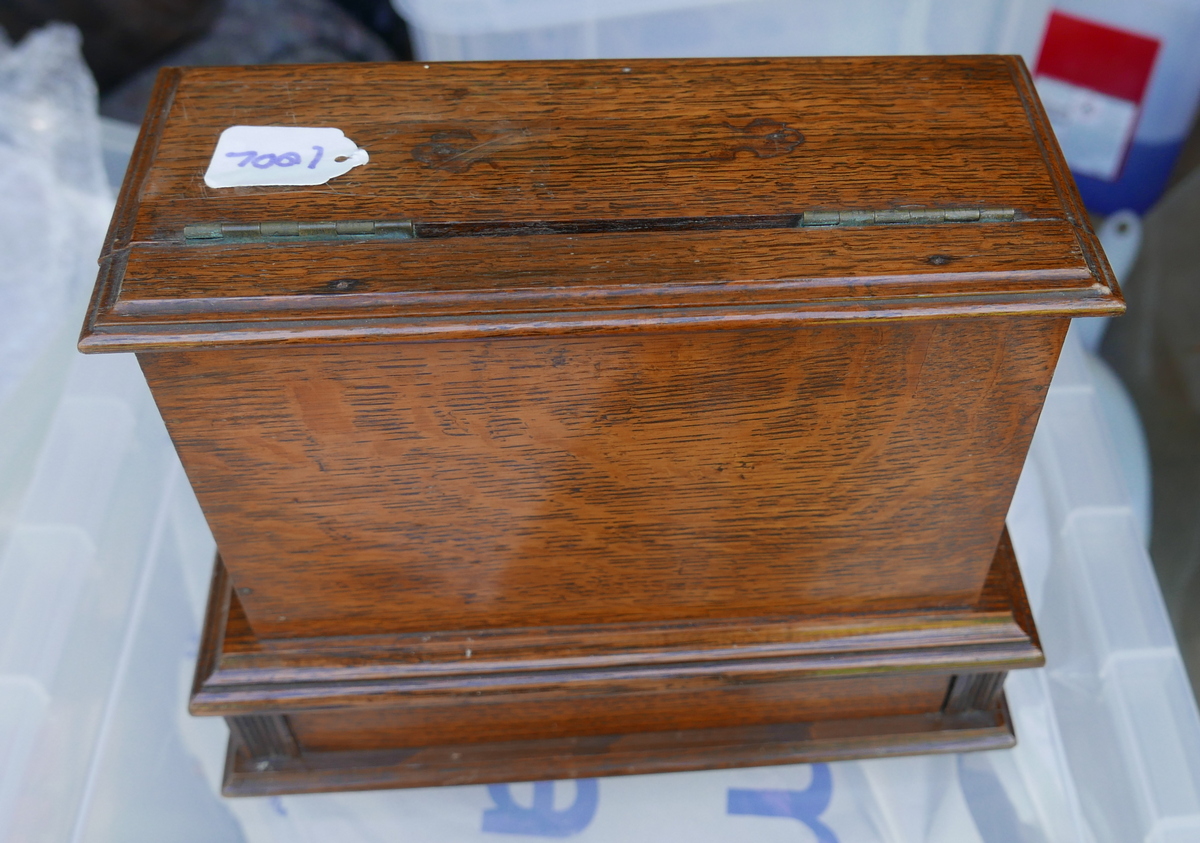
[[80, 56, 1121, 795]]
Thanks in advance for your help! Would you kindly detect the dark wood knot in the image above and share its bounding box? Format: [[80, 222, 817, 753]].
[[721, 118, 805, 159], [412, 129, 481, 173]]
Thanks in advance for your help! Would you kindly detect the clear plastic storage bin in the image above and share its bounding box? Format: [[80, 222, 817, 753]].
[[14, 335, 1191, 843]]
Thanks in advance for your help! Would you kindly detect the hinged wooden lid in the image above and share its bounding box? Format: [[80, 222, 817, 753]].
[[80, 56, 1123, 352]]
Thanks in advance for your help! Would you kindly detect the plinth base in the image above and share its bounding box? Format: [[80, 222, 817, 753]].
[[194, 530, 1040, 796], [222, 700, 1015, 796]]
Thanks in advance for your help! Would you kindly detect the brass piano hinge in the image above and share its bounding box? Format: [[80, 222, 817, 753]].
[[797, 207, 1016, 227], [183, 219, 415, 241]]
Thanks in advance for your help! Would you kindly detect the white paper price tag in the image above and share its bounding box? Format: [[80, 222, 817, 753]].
[[203, 126, 369, 188]]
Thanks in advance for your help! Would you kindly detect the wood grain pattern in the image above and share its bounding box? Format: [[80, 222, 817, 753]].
[[286, 674, 956, 755], [78, 56, 1122, 351], [227, 715, 300, 760], [221, 704, 1016, 795], [119, 58, 1067, 240], [83, 221, 1114, 350], [149, 318, 1061, 638], [192, 532, 1038, 713], [106, 225, 1098, 317], [198, 533, 1031, 793], [944, 673, 1007, 715], [286, 674, 952, 751], [193, 534, 1035, 755], [79, 57, 1104, 788], [1005, 56, 1119, 296]]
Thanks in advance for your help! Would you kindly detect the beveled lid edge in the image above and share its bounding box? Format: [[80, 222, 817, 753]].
[[80, 287, 1124, 353]]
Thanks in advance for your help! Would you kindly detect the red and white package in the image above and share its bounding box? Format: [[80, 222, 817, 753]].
[[1034, 10, 1160, 181]]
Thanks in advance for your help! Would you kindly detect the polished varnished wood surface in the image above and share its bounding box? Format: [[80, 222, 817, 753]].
[[112, 58, 1078, 235], [150, 319, 1061, 638], [86, 223, 1109, 350], [287, 673, 951, 752], [192, 529, 1037, 713], [80, 56, 1121, 351], [199, 533, 1031, 793], [80, 57, 1108, 789], [107, 223, 1097, 320], [223, 704, 1016, 795], [192, 531, 1037, 735]]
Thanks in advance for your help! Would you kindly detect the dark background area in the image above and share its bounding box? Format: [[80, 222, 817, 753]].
[[0, 0, 412, 122]]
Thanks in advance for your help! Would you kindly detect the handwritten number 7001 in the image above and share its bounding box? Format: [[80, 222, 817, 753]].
[[226, 145, 324, 170]]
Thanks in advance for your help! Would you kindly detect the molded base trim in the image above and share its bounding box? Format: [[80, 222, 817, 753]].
[[222, 700, 1014, 796], [197, 530, 1035, 795]]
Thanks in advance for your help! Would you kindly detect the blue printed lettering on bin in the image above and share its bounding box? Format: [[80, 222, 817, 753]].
[[727, 763, 837, 843], [483, 780, 599, 837]]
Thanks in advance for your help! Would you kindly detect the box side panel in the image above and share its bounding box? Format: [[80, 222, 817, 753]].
[[140, 316, 1066, 638]]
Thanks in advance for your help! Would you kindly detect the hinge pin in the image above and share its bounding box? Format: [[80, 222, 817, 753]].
[[798, 207, 1016, 227], [183, 220, 415, 241]]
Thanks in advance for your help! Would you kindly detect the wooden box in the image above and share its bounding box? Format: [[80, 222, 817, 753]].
[[79, 56, 1122, 795]]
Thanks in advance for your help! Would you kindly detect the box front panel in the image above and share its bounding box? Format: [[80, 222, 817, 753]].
[[141, 316, 1064, 638], [285, 673, 953, 752]]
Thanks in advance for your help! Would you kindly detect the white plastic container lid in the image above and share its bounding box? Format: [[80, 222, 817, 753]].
[[393, 0, 1200, 144], [392, 0, 732, 35]]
